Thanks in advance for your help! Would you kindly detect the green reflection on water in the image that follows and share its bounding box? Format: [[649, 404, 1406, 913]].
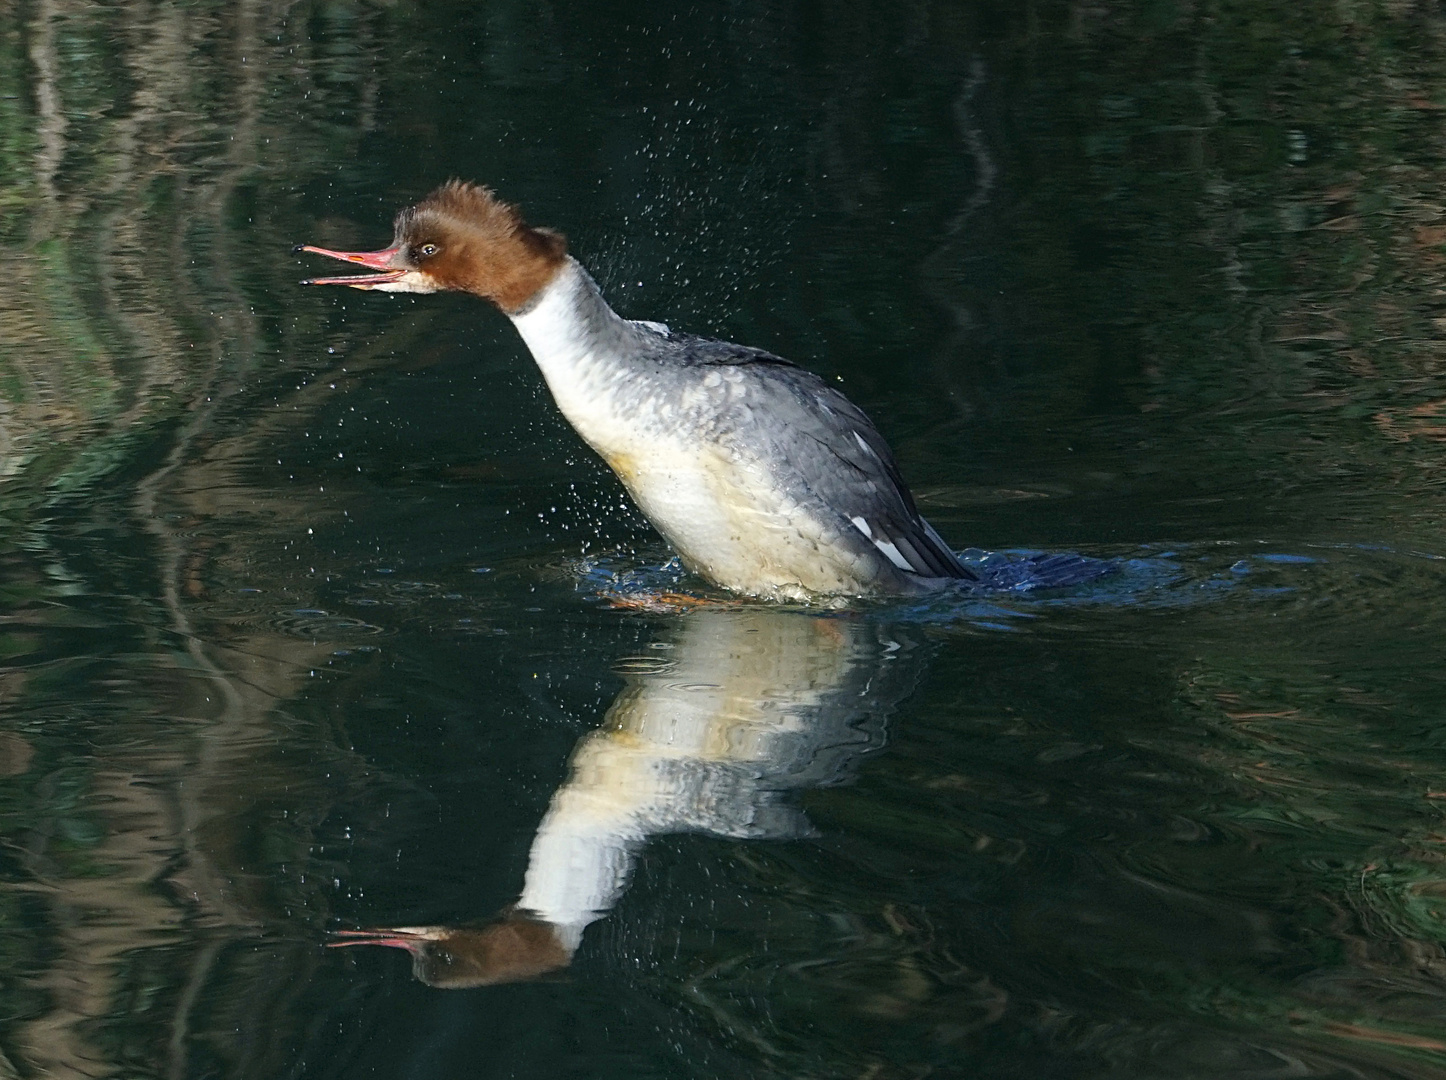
[[0, 0, 1445, 1077]]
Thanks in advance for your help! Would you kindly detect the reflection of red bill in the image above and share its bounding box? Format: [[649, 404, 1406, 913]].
[[326, 926, 440, 951], [295, 244, 406, 288]]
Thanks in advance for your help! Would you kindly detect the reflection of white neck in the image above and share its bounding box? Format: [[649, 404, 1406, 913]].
[[516, 611, 898, 950], [516, 776, 643, 953]]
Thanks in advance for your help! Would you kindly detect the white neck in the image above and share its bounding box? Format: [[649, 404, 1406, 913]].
[[508, 259, 643, 411]]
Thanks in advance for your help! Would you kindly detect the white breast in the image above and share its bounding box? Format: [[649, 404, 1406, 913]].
[[509, 262, 876, 599]]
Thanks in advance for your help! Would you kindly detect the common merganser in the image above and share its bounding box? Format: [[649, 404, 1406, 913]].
[[299, 181, 974, 601]]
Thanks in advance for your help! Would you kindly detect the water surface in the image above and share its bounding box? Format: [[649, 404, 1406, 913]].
[[3, 2, 1446, 1077]]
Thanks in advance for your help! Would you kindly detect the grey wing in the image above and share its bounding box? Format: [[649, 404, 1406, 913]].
[[733, 366, 975, 582]]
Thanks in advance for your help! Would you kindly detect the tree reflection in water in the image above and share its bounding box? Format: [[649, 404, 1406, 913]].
[[0, 1, 385, 1075]]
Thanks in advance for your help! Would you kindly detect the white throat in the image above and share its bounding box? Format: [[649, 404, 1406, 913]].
[[507, 258, 653, 452], [509, 260, 637, 379]]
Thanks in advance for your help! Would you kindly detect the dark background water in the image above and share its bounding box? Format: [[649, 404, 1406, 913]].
[[3, 1, 1446, 1077]]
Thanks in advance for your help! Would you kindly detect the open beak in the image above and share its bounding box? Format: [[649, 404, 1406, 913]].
[[326, 926, 441, 951], [295, 243, 407, 289]]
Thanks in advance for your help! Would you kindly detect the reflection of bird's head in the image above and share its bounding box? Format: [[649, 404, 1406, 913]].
[[329, 917, 571, 989]]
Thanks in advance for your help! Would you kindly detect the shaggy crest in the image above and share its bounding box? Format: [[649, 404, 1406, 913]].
[[396, 180, 568, 311]]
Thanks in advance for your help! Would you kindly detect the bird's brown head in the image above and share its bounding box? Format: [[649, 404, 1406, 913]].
[[328, 917, 572, 989], [298, 181, 568, 313]]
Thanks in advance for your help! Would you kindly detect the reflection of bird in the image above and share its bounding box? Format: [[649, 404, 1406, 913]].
[[300, 182, 974, 601], [331, 608, 922, 987]]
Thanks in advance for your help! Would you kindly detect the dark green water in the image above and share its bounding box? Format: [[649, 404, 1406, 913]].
[[4, 1, 1446, 1076]]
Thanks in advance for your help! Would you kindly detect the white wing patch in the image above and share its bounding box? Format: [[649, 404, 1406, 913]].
[[850, 516, 914, 572], [632, 319, 671, 336], [873, 538, 914, 572]]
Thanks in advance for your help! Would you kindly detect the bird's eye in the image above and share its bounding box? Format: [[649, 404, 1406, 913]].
[[418, 243, 438, 258]]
